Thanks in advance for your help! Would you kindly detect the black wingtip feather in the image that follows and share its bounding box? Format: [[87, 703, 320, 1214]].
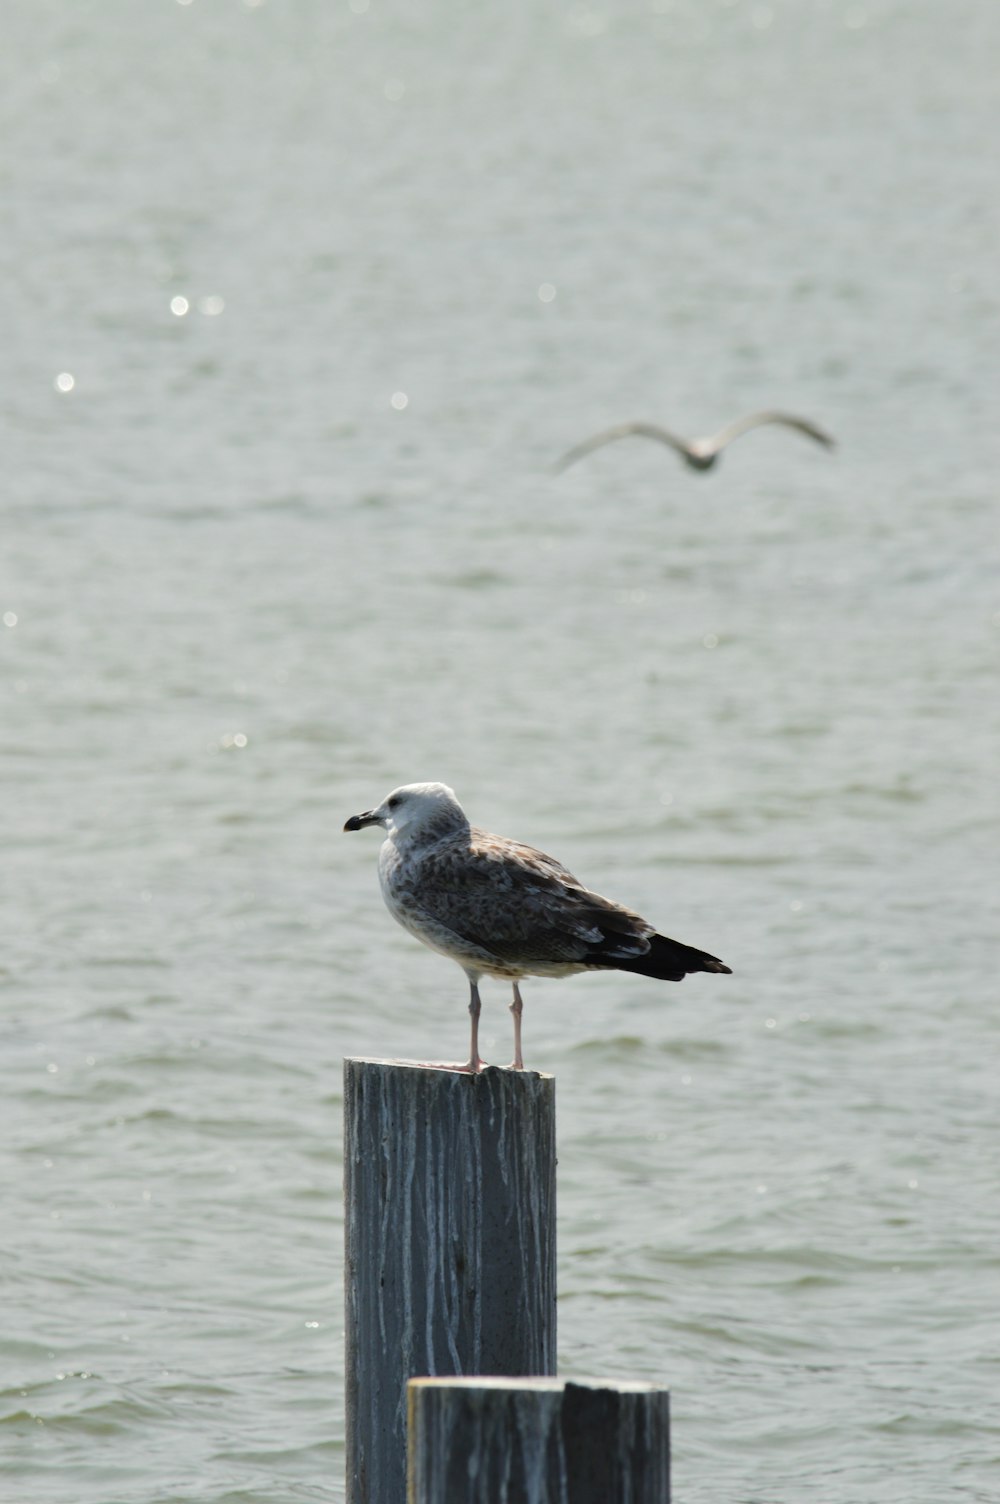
[[600, 932, 732, 982]]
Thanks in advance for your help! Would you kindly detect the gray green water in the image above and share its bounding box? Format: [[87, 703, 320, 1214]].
[[2, 2, 998, 1500]]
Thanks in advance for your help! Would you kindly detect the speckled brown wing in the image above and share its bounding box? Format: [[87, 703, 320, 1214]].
[[400, 832, 655, 969]]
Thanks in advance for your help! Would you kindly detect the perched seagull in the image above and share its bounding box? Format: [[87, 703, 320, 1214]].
[[344, 782, 731, 1073], [554, 411, 835, 473]]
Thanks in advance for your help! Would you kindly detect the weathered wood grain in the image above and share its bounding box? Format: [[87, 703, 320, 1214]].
[[344, 1058, 556, 1504], [407, 1376, 670, 1503]]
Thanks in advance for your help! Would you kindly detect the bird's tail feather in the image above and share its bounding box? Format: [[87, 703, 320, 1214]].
[[607, 932, 732, 982]]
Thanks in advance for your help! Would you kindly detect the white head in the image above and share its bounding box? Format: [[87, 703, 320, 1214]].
[[343, 782, 468, 841]]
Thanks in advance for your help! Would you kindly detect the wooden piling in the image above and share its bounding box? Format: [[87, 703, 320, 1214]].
[[344, 1058, 557, 1504], [407, 1376, 671, 1503]]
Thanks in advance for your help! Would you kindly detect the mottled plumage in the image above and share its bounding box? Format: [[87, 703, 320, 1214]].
[[554, 411, 835, 474], [344, 782, 731, 1072]]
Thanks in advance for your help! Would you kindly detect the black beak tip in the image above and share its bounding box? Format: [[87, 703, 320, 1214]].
[[345, 810, 377, 832]]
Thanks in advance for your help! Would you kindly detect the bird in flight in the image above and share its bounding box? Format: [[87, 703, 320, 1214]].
[[554, 411, 835, 473], [344, 782, 731, 1074]]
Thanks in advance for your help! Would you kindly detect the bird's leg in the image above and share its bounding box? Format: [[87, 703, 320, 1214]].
[[509, 981, 524, 1071], [461, 979, 484, 1074]]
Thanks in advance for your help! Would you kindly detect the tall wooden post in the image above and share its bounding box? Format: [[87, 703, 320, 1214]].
[[344, 1058, 557, 1504], [407, 1376, 671, 1503]]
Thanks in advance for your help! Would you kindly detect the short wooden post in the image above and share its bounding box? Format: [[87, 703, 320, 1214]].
[[407, 1376, 670, 1503], [344, 1058, 557, 1504]]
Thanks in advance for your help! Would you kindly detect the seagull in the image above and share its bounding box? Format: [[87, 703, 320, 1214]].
[[344, 782, 731, 1073], [554, 411, 835, 473]]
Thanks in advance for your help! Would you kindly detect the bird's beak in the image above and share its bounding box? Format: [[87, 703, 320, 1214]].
[[344, 809, 379, 832]]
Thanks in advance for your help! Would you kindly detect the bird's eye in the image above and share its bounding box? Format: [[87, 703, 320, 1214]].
[[387, 794, 400, 810]]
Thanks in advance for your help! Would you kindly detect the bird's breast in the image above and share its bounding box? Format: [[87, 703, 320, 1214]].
[[378, 837, 434, 913]]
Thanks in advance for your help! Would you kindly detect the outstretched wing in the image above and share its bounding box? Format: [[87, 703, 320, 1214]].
[[553, 421, 693, 472], [709, 411, 836, 453]]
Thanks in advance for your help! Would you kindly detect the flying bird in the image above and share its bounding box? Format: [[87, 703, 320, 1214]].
[[554, 411, 835, 473], [344, 782, 731, 1073]]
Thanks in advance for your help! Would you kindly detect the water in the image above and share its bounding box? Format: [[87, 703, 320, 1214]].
[[2, 1, 998, 1500]]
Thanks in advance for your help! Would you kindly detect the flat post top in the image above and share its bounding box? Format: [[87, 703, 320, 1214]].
[[345, 1055, 554, 1080], [409, 1377, 667, 1395]]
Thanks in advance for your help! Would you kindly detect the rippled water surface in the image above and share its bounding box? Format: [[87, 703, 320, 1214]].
[[2, 2, 998, 1500]]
